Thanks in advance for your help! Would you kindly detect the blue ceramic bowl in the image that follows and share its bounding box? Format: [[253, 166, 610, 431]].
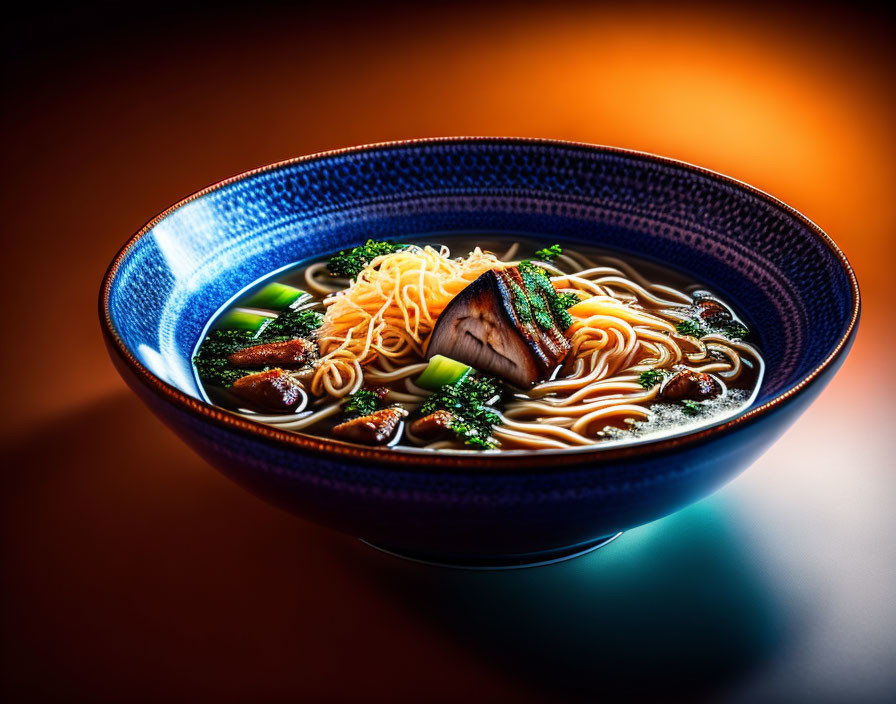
[[100, 138, 859, 568]]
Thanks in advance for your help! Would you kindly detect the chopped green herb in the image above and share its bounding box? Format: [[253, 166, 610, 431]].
[[510, 281, 533, 325], [723, 322, 749, 340], [557, 291, 581, 309], [343, 388, 382, 419], [193, 308, 323, 387], [638, 369, 666, 389], [675, 319, 706, 337], [420, 374, 503, 448], [262, 308, 324, 339], [681, 400, 703, 416], [517, 261, 574, 331], [530, 292, 554, 331], [533, 243, 563, 261], [193, 329, 267, 387], [327, 240, 405, 279], [545, 292, 575, 330]]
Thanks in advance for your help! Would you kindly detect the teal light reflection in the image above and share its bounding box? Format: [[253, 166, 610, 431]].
[[346, 497, 785, 700]]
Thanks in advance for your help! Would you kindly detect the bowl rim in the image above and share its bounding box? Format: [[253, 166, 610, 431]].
[[99, 136, 861, 471]]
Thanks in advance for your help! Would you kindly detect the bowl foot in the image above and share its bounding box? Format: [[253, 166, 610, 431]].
[[359, 533, 623, 570]]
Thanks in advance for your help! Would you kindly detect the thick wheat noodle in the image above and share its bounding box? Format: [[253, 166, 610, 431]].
[[403, 378, 430, 396], [312, 245, 503, 395], [595, 255, 679, 295], [499, 242, 520, 261], [423, 440, 465, 450], [385, 390, 428, 403], [260, 402, 343, 430], [494, 413, 597, 445], [537, 379, 644, 407], [504, 392, 653, 419], [551, 275, 606, 296], [705, 343, 742, 380], [552, 253, 584, 273], [364, 362, 428, 382], [304, 261, 346, 296], [593, 276, 692, 308], [703, 335, 762, 363], [492, 427, 571, 450], [229, 241, 757, 451], [561, 248, 599, 270], [571, 403, 655, 434], [530, 352, 610, 396]]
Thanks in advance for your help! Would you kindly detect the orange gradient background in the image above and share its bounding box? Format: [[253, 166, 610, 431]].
[[2, 3, 894, 702]]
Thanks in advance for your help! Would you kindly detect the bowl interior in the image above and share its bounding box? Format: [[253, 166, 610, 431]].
[[106, 140, 855, 414]]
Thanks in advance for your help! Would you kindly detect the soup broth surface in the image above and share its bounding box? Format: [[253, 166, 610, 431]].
[[193, 235, 763, 453]]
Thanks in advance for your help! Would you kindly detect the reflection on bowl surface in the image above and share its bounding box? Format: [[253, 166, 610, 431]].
[[100, 138, 859, 565]]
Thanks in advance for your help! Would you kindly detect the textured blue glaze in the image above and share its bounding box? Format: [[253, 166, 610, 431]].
[[104, 139, 857, 561]]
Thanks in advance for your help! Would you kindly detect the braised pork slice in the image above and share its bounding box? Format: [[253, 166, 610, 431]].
[[332, 407, 408, 445], [231, 369, 303, 410], [425, 266, 571, 388], [228, 338, 314, 369]]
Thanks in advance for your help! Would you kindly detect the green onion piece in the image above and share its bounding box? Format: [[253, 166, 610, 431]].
[[415, 355, 473, 391], [213, 308, 276, 333], [241, 282, 306, 310]]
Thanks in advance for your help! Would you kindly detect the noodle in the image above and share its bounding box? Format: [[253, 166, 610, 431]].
[[312, 245, 504, 396], [198, 237, 762, 452]]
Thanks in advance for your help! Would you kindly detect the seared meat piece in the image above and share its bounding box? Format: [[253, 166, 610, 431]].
[[231, 369, 303, 410], [696, 299, 732, 325], [228, 338, 314, 368], [661, 370, 721, 401], [426, 266, 570, 388], [363, 385, 389, 400], [332, 407, 408, 445], [410, 410, 455, 442]]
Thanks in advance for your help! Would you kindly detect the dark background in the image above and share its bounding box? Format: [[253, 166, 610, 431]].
[[3, 2, 895, 701]]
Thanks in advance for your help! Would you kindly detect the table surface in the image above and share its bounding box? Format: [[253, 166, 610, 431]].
[[2, 3, 894, 701]]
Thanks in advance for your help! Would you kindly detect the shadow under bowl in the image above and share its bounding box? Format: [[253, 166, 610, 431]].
[[100, 138, 859, 567]]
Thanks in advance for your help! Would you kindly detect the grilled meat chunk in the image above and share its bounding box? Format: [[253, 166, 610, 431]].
[[227, 338, 314, 368], [695, 299, 732, 325], [231, 369, 303, 410], [332, 407, 408, 445], [660, 370, 721, 401], [409, 410, 455, 442], [426, 266, 570, 388]]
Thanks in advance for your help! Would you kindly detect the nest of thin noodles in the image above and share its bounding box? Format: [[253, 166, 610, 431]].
[[311, 245, 504, 397]]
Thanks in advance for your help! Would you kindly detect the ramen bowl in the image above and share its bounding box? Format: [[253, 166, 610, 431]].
[[100, 138, 859, 568]]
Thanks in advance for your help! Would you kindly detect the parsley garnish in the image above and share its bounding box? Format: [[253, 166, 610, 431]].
[[681, 400, 703, 416], [533, 243, 563, 261], [420, 374, 503, 449], [638, 369, 666, 389], [343, 389, 382, 419], [675, 320, 706, 337], [327, 240, 405, 280]]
